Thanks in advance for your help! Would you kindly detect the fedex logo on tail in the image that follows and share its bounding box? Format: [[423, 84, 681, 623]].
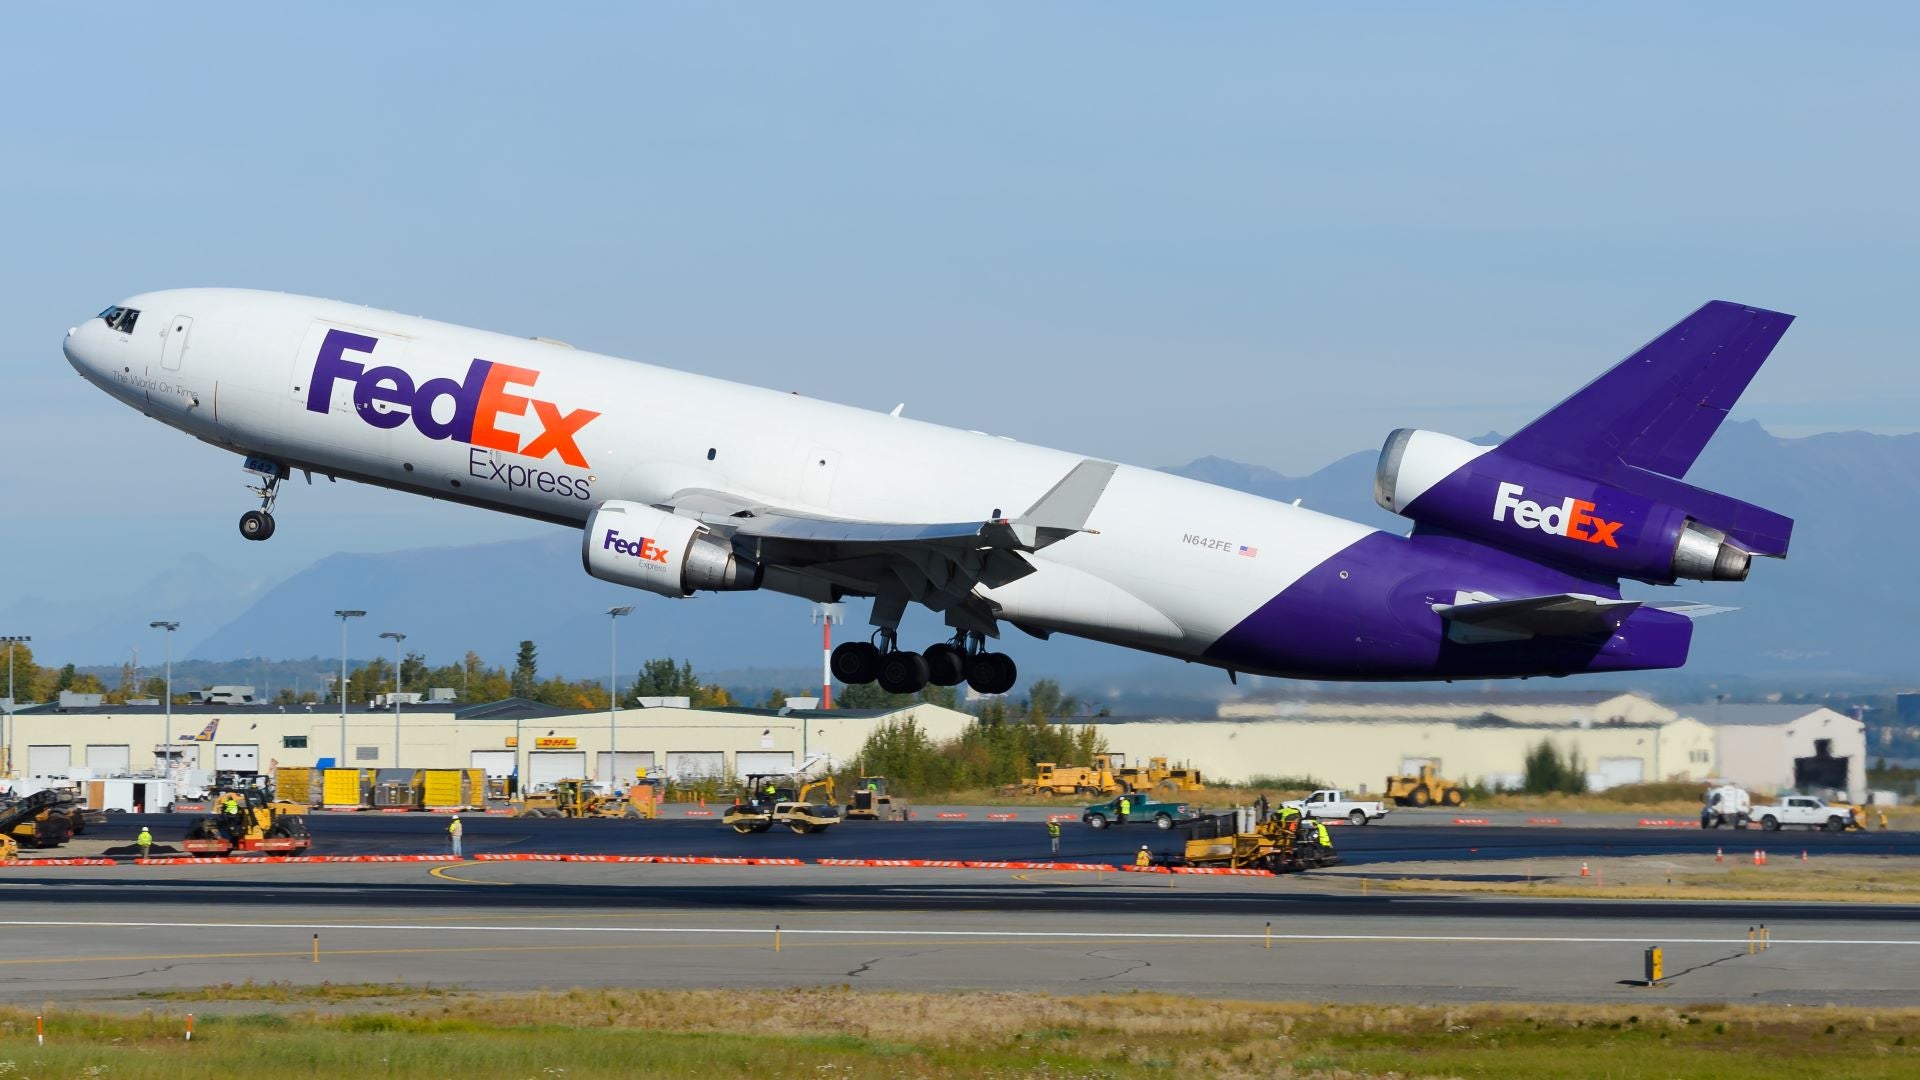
[[305, 329, 600, 467], [1492, 482, 1621, 548]]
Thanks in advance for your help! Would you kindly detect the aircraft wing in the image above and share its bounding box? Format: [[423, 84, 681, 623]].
[[661, 459, 1118, 635], [1432, 592, 1641, 641]]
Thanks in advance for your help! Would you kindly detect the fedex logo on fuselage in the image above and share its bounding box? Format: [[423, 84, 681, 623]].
[[305, 328, 600, 467], [604, 528, 669, 563], [1492, 481, 1621, 548]]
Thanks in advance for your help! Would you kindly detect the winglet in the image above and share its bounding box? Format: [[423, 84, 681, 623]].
[[1013, 460, 1117, 533]]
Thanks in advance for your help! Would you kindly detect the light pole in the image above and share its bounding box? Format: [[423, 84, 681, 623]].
[[607, 605, 633, 791], [334, 610, 365, 767], [380, 631, 406, 767], [1, 635, 28, 779], [149, 622, 179, 777]]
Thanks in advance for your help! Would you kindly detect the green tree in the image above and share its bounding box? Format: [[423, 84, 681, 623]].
[[511, 640, 538, 699], [1522, 739, 1590, 795], [630, 658, 701, 699], [764, 688, 790, 709], [1020, 678, 1078, 720], [400, 650, 428, 692]]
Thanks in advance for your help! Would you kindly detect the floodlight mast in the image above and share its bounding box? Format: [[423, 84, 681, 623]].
[[335, 610, 365, 767], [148, 622, 179, 777]]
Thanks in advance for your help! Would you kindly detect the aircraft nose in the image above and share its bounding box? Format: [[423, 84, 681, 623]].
[[63, 323, 90, 374]]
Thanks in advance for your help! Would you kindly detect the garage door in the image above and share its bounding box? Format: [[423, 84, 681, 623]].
[[28, 745, 71, 777], [216, 744, 261, 772], [666, 751, 724, 780], [471, 750, 516, 779], [1592, 757, 1645, 791], [527, 751, 587, 791], [734, 751, 795, 778], [595, 751, 655, 784], [87, 745, 131, 775]]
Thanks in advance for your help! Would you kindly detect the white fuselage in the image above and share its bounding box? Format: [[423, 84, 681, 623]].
[[64, 289, 1380, 668]]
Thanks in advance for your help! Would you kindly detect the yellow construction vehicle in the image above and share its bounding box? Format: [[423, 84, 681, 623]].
[[725, 773, 841, 835], [1116, 755, 1207, 795], [1020, 755, 1126, 797], [1174, 808, 1338, 873], [511, 779, 656, 819], [1, 790, 66, 860], [1383, 763, 1465, 808], [845, 776, 907, 821], [182, 788, 312, 856]]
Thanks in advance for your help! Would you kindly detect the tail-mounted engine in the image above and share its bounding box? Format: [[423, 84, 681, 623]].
[[1374, 429, 1760, 585], [582, 501, 762, 597]]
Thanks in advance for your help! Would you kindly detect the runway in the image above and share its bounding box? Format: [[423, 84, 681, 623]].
[[4, 859, 1920, 1004]]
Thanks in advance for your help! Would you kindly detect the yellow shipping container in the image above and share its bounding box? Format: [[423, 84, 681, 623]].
[[422, 770, 465, 808], [276, 767, 320, 805], [322, 768, 368, 807]]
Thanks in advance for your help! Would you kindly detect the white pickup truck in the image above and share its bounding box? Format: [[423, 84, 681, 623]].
[[1749, 795, 1864, 833], [1282, 789, 1390, 825]]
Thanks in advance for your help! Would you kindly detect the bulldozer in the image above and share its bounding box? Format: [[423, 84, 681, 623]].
[[845, 776, 907, 821], [1116, 755, 1207, 795], [182, 788, 313, 856], [1, 789, 65, 861], [512, 778, 657, 819], [1383, 763, 1465, 808], [725, 772, 840, 835], [1173, 807, 1338, 874]]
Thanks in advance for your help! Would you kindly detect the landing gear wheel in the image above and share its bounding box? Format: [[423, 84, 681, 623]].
[[966, 652, 1018, 695], [877, 651, 930, 694], [831, 641, 882, 684], [239, 510, 275, 541], [922, 643, 968, 686]]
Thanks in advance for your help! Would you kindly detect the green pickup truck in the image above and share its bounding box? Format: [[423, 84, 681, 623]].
[[1081, 793, 1196, 830]]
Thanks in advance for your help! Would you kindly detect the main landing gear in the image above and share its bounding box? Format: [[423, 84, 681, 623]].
[[238, 459, 285, 542], [831, 631, 1018, 696]]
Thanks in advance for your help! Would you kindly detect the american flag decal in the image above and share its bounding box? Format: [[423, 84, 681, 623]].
[[1238, 545, 1258, 557]]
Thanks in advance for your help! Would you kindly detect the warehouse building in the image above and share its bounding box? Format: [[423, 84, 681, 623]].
[[1085, 692, 1716, 793], [3, 697, 973, 790], [1693, 703, 1865, 802]]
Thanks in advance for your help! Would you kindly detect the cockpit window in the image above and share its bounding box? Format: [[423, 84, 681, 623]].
[[97, 306, 140, 334]]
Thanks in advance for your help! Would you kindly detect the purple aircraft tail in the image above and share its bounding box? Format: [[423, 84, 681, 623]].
[[1495, 301, 1795, 558], [1376, 301, 1795, 585]]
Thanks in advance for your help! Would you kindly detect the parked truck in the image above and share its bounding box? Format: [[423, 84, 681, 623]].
[[1281, 789, 1390, 825], [1749, 795, 1865, 833], [1700, 784, 1752, 829], [1018, 755, 1126, 798], [1081, 792, 1198, 830]]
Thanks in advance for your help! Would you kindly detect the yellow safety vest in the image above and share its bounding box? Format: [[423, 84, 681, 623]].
[[1046, 821, 1060, 837]]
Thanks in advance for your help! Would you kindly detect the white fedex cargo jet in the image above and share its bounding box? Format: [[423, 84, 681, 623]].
[[64, 290, 1794, 695]]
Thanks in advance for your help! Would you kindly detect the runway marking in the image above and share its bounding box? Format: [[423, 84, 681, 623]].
[[0, 938, 1140, 968], [428, 865, 514, 886], [2, 919, 1917, 947]]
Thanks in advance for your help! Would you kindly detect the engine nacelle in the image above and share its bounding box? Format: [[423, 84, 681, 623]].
[[1374, 429, 1751, 585], [582, 501, 762, 597]]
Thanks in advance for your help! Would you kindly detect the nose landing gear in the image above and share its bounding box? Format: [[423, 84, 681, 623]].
[[238, 457, 286, 542], [829, 630, 1018, 696]]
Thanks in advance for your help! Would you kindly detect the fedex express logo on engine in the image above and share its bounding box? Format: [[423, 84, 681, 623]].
[[305, 328, 600, 467], [1492, 482, 1621, 548], [603, 528, 668, 563]]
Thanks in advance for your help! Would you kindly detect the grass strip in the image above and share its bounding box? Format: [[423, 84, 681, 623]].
[[4, 987, 1919, 1078]]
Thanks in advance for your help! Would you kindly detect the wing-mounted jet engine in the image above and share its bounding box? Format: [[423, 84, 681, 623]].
[[582, 501, 763, 597]]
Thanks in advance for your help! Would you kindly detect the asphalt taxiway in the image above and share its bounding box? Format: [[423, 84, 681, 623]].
[[5, 858, 1920, 1005]]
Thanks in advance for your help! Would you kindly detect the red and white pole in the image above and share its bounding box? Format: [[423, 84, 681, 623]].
[[821, 616, 832, 710]]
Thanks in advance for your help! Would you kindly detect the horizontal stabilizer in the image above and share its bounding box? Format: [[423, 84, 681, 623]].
[[1433, 591, 1640, 642]]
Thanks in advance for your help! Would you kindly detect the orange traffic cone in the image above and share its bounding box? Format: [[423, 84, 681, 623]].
[[1801, 850, 1808, 862], [1580, 861, 1590, 877], [1752, 849, 1761, 865], [1715, 847, 1723, 863]]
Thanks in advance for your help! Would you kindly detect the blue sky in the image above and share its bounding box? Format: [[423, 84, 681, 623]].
[[3, 3, 1915, 645]]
